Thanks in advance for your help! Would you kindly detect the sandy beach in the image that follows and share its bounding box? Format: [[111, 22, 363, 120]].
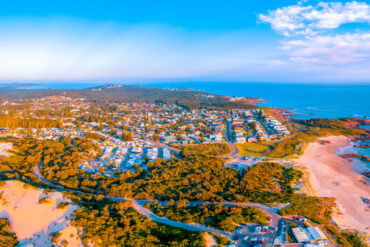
[[297, 136, 370, 234], [0, 180, 82, 246]]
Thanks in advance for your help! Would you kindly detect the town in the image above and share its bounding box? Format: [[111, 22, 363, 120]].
[[1, 95, 290, 176]]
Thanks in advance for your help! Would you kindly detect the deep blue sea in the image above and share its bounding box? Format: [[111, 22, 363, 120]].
[[148, 82, 370, 120]]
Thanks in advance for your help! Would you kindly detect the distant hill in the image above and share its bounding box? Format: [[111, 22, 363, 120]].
[[0, 84, 258, 110], [0, 83, 40, 92]]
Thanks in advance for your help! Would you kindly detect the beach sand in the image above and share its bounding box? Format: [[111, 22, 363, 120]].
[[204, 232, 217, 247], [0, 180, 82, 246], [297, 136, 370, 234]]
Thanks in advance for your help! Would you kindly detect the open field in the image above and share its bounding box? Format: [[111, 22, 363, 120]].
[[235, 143, 269, 157]]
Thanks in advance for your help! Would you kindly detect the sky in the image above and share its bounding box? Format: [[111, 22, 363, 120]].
[[0, 0, 369, 83]]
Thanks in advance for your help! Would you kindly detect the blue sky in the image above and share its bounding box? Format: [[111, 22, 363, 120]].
[[0, 0, 369, 83]]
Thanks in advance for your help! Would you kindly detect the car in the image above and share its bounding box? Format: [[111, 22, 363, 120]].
[[262, 225, 269, 232], [254, 226, 261, 233], [257, 236, 265, 244], [250, 236, 258, 241], [243, 236, 249, 241]]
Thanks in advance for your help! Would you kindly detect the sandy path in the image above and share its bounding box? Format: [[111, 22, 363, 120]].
[[297, 136, 370, 233]]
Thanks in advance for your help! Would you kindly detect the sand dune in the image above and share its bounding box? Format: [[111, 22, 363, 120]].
[[297, 136, 370, 234], [0, 180, 82, 247], [204, 232, 217, 247], [0, 142, 12, 157]]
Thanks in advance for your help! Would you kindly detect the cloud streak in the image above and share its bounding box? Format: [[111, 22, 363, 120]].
[[0, 20, 275, 81], [281, 32, 370, 64]]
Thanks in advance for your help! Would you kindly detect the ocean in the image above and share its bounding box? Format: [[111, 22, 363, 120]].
[[148, 82, 370, 120]]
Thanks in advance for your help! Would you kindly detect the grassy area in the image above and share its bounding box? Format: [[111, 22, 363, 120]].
[[235, 143, 270, 157], [266, 138, 304, 159], [179, 143, 231, 157]]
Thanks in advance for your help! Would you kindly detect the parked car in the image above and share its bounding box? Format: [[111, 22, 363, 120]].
[[254, 226, 261, 233], [257, 236, 265, 245]]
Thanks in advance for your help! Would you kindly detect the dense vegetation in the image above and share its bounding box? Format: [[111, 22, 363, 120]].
[[340, 231, 368, 247], [0, 116, 62, 129], [1, 136, 303, 204], [0, 218, 18, 247], [69, 195, 206, 247], [146, 202, 268, 232], [0, 138, 43, 184], [38, 136, 303, 203]]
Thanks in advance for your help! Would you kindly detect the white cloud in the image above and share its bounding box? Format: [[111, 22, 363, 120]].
[[260, 1, 370, 67], [259, 1, 370, 36], [282, 32, 370, 63]]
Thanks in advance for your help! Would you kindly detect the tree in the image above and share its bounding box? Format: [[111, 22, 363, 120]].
[[153, 134, 158, 142]]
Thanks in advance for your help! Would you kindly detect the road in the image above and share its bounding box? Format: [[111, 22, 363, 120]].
[[219, 120, 239, 158], [33, 163, 285, 242], [34, 163, 232, 238]]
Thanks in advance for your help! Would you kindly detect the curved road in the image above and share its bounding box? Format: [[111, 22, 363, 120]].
[[219, 141, 239, 158], [34, 164, 231, 237], [34, 163, 282, 239]]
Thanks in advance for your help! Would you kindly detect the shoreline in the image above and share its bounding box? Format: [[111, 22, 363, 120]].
[[336, 139, 370, 175], [296, 136, 370, 234]]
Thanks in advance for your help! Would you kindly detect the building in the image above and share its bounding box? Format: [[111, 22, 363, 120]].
[[291, 226, 328, 246], [161, 135, 177, 144], [306, 227, 327, 243], [162, 148, 171, 161], [291, 227, 310, 243]]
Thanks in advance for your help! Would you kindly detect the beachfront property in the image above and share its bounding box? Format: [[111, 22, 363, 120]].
[[291, 226, 328, 246], [228, 109, 290, 143]]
